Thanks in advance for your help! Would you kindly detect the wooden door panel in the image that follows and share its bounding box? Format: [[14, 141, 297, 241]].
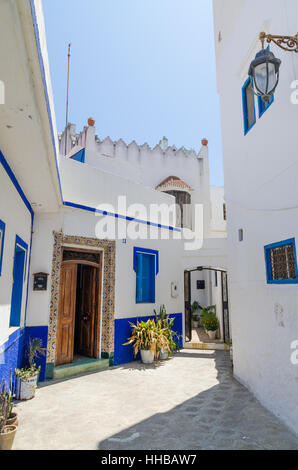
[[77, 266, 96, 357], [56, 263, 77, 365]]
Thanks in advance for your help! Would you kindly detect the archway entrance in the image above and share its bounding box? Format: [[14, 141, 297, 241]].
[[184, 266, 230, 346], [56, 248, 102, 366]]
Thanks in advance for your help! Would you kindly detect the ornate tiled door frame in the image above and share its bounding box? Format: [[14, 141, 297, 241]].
[[47, 231, 115, 366]]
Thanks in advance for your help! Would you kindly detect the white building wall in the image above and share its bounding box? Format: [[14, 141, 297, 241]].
[[27, 209, 184, 326], [0, 165, 32, 344], [213, 0, 298, 434]]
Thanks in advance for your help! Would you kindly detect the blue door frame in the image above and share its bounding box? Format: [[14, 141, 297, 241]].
[[10, 236, 28, 327]]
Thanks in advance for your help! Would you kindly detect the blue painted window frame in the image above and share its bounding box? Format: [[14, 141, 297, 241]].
[[242, 77, 256, 135], [15, 235, 28, 281], [264, 238, 298, 285], [133, 247, 159, 304], [10, 235, 28, 327], [0, 220, 5, 276]]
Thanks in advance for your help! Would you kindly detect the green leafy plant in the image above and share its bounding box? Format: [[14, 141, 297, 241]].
[[225, 339, 232, 347], [154, 305, 180, 354], [202, 313, 219, 332], [15, 338, 46, 381], [191, 301, 202, 321], [123, 319, 163, 359]]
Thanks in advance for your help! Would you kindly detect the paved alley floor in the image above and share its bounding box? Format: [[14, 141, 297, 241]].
[[13, 350, 298, 450]]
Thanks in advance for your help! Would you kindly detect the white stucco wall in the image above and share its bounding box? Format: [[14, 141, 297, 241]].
[[27, 208, 184, 332], [0, 167, 32, 344], [213, 0, 298, 434]]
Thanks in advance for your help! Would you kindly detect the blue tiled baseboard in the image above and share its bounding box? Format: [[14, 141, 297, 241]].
[[0, 325, 48, 386], [114, 313, 183, 366]]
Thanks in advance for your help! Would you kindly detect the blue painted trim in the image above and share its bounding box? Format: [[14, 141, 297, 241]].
[[258, 94, 274, 118], [70, 148, 85, 163], [0, 219, 5, 276], [63, 201, 181, 233], [25, 326, 48, 382], [0, 151, 33, 220], [242, 77, 256, 135], [133, 247, 159, 275], [0, 328, 25, 388], [29, 0, 63, 201], [264, 238, 298, 284]]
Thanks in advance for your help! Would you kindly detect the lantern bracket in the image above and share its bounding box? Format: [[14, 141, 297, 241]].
[[260, 32, 298, 53]]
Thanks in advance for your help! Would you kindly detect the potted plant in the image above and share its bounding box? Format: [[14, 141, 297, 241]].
[[202, 312, 219, 340], [15, 338, 46, 401], [0, 381, 17, 450], [154, 305, 180, 359], [124, 319, 168, 364], [191, 301, 201, 328]]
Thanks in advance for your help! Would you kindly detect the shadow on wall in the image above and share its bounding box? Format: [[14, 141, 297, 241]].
[[98, 351, 298, 451]]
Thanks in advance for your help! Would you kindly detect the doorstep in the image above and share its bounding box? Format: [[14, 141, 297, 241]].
[[52, 358, 109, 381], [184, 342, 228, 351]]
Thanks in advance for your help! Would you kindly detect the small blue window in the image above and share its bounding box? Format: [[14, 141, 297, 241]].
[[133, 247, 158, 303], [0, 220, 5, 276], [214, 271, 218, 287], [258, 94, 274, 118], [264, 238, 298, 284], [242, 77, 256, 135]]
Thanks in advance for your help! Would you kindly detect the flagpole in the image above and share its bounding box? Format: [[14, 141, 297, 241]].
[[65, 43, 71, 155]]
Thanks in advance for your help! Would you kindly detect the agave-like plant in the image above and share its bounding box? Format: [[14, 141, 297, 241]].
[[123, 319, 169, 360]]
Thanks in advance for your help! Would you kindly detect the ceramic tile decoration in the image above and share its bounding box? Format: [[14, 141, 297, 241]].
[[47, 232, 115, 364]]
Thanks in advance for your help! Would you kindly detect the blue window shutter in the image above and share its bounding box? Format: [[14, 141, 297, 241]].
[[135, 252, 156, 303], [136, 253, 142, 302]]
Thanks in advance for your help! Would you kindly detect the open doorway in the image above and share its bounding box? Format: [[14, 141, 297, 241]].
[[184, 266, 230, 346], [56, 249, 102, 366]]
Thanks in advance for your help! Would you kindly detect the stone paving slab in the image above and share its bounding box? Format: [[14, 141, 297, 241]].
[[13, 350, 298, 450]]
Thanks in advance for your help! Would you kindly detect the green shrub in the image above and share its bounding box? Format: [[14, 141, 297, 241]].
[[202, 313, 219, 332]]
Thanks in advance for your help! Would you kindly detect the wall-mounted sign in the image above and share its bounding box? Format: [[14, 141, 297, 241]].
[[33, 272, 49, 291], [197, 280, 205, 290]]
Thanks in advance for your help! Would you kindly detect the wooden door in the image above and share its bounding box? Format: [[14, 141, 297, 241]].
[[76, 266, 97, 357], [56, 263, 78, 365]]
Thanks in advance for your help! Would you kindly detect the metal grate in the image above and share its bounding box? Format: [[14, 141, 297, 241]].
[[270, 244, 297, 280]]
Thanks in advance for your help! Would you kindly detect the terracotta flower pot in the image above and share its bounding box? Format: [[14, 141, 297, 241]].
[[0, 426, 17, 450], [201, 138, 208, 146], [88, 117, 95, 126], [6, 412, 18, 427]]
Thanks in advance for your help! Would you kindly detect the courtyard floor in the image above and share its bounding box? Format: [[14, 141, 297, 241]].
[[13, 350, 298, 450]]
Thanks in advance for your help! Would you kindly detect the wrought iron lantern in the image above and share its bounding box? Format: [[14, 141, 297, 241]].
[[248, 48, 281, 103], [249, 31, 298, 103]]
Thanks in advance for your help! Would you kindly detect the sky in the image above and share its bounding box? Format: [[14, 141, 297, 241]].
[[43, 0, 224, 186]]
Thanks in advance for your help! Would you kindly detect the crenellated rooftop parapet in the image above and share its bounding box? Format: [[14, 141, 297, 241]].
[[59, 118, 206, 162]]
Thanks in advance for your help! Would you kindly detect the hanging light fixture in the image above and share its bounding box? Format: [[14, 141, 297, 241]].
[[249, 31, 298, 102]]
